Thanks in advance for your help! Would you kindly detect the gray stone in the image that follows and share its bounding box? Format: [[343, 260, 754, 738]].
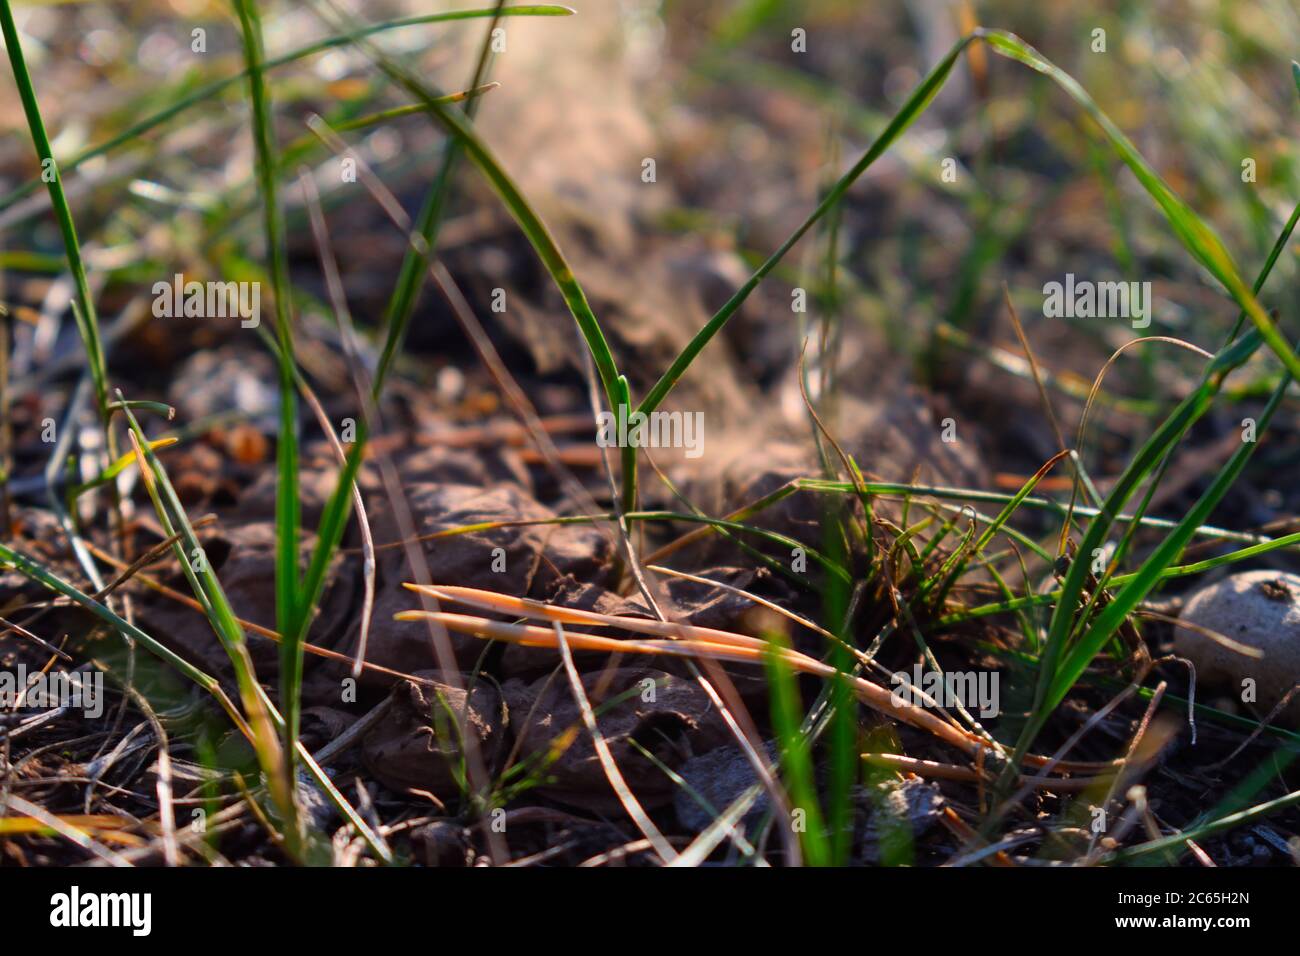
[[1175, 570, 1300, 727]]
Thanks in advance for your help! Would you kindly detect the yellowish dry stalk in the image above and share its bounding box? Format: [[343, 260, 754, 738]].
[[400, 607, 985, 755], [399, 583, 1120, 776], [862, 753, 1103, 791], [405, 582, 773, 650]]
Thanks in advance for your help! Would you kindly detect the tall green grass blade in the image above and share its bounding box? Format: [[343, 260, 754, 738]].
[[116, 400, 296, 844], [122, 402, 396, 861], [645, 29, 1298, 423], [0, 541, 242, 722], [764, 634, 829, 866], [297, 439, 366, 625], [292, 10, 513, 663], [0, 536, 392, 863], [0, 1, 108, 414], [232, 0, 305, 786]]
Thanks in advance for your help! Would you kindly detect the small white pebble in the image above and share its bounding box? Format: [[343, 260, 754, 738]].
[[1175, 570, 1300, 727]]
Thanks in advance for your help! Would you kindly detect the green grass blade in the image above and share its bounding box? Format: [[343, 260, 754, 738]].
[[627, 510, 852, 584], [232, 0, 304, 776], [297, 437, 366, 627], [821, 515, 856, 866], [1106, 780, 1300, 865], [941, 526, 1300, 624], [116, 401, 296, 839], [0, 541, 238, 714], [797, 475, 1267, 549], [764, 634, 829, 866], [0, 532, 393, 863], [296, 9, 512, 642], [118, 403, 391, 861], [0, 1, 108, 413], [928, 450, 1069, 610]]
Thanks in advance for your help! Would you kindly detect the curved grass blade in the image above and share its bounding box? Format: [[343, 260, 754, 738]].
[[797, 476, 1267, 548], [121, 401, 391, 861], [940, 526, 1300, 624], [118, 401, 292, 832], [1105, 784, 1300, 865], [645, 29, 1297, 421], [0, 538, 393, 864], [928, 450, 1070, 609]]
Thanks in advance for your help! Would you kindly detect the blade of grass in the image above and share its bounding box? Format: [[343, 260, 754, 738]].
[[0, 540, 250, 736], [763, 631, 830, 866], [940, 526, 1300, 624], [796, 476, 1270, 548], [0, 535, 393, 863], [117, 401, 294, 837], [979, 30, 1299, 381], [821, 513, 857, 866], [283, 1, 514, 672], [232, 0, 306, 799], [122, 402, 394, 861], [928, 450, 1071, 611], [552, 621, 677, 863], [0, 8, 128, 599], [643, 30, 1297, 424], [0, 1, 108, 415], [1105, 780, 1300, 865]]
